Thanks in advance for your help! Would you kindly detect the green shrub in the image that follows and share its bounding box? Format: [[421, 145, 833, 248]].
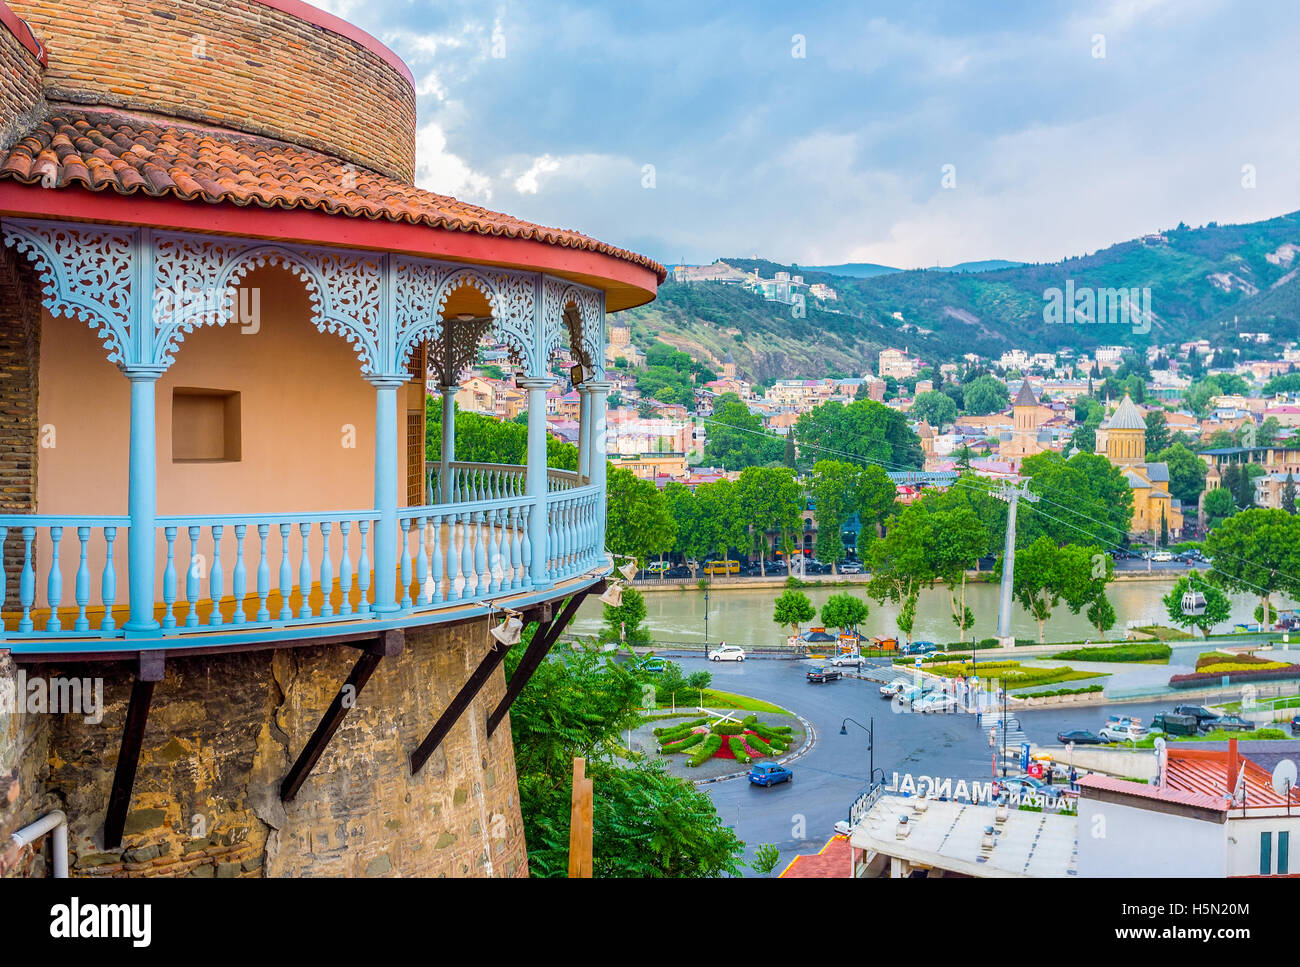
[[746, 734, 774, 756], [1053, 643, 1172, 663], [661, 732, 705, 753], [728, 736, 752, 764], [688, 734, 723, 767], [714, 721, 745, 735]]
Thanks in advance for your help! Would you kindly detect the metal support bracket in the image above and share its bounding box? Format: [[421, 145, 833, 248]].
[[104, 651, 165, 849]]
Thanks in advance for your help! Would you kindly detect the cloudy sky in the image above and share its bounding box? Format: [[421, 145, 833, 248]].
[[313, 0, 1300, 270]]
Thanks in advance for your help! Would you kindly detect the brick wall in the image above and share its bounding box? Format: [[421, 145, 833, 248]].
[[0, 247, 40, 607], [0, 4, 45, 150], [7, 0, 416, 182], [14, 616, 529, 878]]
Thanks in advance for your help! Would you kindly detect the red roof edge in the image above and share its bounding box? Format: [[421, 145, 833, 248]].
[[0, 1, 46, 66]]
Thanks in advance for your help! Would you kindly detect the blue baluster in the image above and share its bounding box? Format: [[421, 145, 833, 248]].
[[519, 508, 532, 589], [357, 520, 371, 614], [486, 510, 501, 594], [459, 511, 473, 599], [18, 527, 34, 633], [508, 508, 522, 591], [298, 522, 312, 619], [319, 521, 334, 618], [399, 517, 412, 610], [278, 522, 293, 622], [339, 521, 353, 617], [74, 526, 90, 631], [474, 512, 490, 597], [101, 526, 118, 633], [185, 525, 202, 628], [415, 517, 429, 605], [256, 524, 271, 622], [46, 526, 63, 632], [430, 515, 444, 603], [232, 524, 247, 624], [208, 525, 224, 626], [161, 527, 176, 630]]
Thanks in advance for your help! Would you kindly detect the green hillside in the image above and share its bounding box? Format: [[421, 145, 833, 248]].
[[626, 211, 1300, 379]]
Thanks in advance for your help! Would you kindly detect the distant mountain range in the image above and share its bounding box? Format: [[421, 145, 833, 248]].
[[622, 211, 1300, 381], [802, 259, 1024, 278]]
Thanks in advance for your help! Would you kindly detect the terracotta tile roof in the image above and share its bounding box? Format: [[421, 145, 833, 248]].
[[0, 107, 666, 281], [779, 834, 855, 878], [1078, 773, 1229, 812]]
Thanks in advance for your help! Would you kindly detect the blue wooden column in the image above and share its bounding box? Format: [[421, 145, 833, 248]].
[[439, 383, 456, 502], [371, 377, 404, 613], [124, 370, 162, 634], [577, 387, 592, 483], [519, 377, 552, 588], [586, 380, 612, 557]]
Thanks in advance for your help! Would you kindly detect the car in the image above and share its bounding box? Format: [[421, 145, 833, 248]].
[[1291, 714, 1300, 736], [914, 692, 958, 713], [830, 652, 865, 667], [1210, 714, 1255, 732], [1174, 705, 1221, 726], [766, 560, 789, 574], [896, 684, 934, 706], [644, 561, 670, 575], [1152, 551, 1173, 563], [993, 775, 1048, 801], [665, 564, 691, 578], [1056, 729, 1106, 745], [879, 678, 911, 698], [1100, 724, 1148, 743], [838, 560, 864, 574], [907, 641, 938, 655], [708, 644, 745, 662], [805, 560, 831, 575], [1152, 711, 1200, 737], [806, 665, 841, 683], [748, 762, 793, 787]]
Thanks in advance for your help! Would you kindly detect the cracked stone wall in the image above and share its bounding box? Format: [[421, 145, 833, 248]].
[[0, 616, 528, 877]]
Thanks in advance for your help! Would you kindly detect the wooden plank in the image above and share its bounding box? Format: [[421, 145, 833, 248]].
[[568, 757, 593, 878], [103, 658, 161, 850], [485, 585, 599, 738]]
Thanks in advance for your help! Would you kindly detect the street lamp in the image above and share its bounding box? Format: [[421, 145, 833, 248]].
[[840, 717, 884, 786], [703, 584, 710, 646]]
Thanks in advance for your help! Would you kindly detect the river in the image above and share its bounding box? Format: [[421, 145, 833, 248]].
[[572, 578, 1291, 647]]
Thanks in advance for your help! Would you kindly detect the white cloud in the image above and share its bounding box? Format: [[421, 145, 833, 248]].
[[414, 123, 493, 201], [512, 155, 560, 195]]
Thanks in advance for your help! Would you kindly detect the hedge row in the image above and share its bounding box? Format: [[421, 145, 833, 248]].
[[653, 717, 708, 739], [1053, 643, 1172, 663], [1013, 684, 1105, 698], [1169, 665, 1300, 688], [660, 732, 705, 753], [688, 734, 723, 767], [728, 736, 752, 764], [1195, 651, 1276, 670]]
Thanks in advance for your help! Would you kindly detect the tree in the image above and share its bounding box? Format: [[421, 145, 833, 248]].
[[783, 433, 796, 469], [1161, 573, 1230, 638], [793, 399, 923, 471], [750, 843, 782, 878], [1010, 538, 1112, 643], [962, 374, 1010, 416], [606, 468, 676, 563], [705, 393, 782, 470], [601, 585, 650, 646], [856, 464, 898, 545], [1204, 487, 1236, 529], [773, 588, 816, 638], [1155, 443, 1207, 507], [821, 592, 869, 633], [808, 460, 860, 572], [1204, 508, 1300, 636], [910, 390, 958, 429], [1020, 452, 1133, 548], [1284, 473, 1297, 514], [867, 503, 933, 645], [1086, 594, 1117, 638], [508, 640, 744, 878], [735, 466, 800, 574], [928, 507, 988, 643], [1145, 410, 1170, 454]]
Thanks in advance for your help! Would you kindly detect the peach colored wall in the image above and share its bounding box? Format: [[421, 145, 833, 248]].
[[33, 266, 415, 611]]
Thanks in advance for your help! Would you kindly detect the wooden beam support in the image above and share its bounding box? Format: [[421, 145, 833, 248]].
[[280, 629, 403, 802], [486, 584, 601, 738], [104, 652, 165, 850]]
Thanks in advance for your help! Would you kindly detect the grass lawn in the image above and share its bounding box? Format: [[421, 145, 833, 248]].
[[1221, 696, 1300, 714], [1132, 625, 1194, 641], [653, 688, 788, 715]]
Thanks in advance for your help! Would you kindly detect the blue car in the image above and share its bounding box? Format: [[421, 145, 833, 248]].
[[748, 763, 793, 787]]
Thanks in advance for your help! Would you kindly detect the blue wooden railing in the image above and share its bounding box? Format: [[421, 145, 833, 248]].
[[0, 474, 605, 647]]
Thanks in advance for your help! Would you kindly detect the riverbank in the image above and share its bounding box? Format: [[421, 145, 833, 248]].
[[634, 569, 1192, 593]]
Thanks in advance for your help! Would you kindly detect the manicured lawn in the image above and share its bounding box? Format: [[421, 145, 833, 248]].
[[653, 688, 788, 714]]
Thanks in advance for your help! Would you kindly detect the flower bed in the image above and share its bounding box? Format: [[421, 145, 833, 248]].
[[1169, 664, 1300, 689], [661, 714, 794, 766]]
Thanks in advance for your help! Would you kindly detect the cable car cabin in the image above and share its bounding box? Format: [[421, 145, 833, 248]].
[[1181, 591, 1207, 616]]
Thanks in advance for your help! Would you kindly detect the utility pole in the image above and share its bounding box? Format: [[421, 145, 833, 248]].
[[992, 480, 1039, 648]]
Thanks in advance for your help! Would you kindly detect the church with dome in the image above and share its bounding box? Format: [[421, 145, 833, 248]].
[[1094, 395, 1184, 540]]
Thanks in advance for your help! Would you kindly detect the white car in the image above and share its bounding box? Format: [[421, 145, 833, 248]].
[[708, 644, 746, 662], [914, 693, 959, 713], [879, 678, 911, 697], [1099, 725, 1147, 743], [831, 653, 865, 667], [1152, 551, 1173, 563]]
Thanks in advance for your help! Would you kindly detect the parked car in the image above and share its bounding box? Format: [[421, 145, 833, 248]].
[[994, 775, 1047, 801], [879, 678, 911, 698], [1291, 714, 1300, 736], [896, 684, 934, 706], [806, 665, 841, 683], [1152, 712, 1200, 737], [914, 692, 958, 713], [644, 560, 670, 575], [748, 762, 793, 787], [1056, 729, 1106, 745], [804, 560, 831, 575], [766, 560, 788, 574], [708, 644, 746, 662], [1210, 714, 1255, 732], [839, 560, 864, 574], [830, 652, 865, 667], [1174, 705, 1221, 727], [665, 564, 691, 579], [1152, 551, 1173, 563], [907, 641, 938, 655], [1100, 724, 1148, 743]]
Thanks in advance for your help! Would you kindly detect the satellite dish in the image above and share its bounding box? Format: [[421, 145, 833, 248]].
[[1154, 737, 1166, 755], [1272, 759, 1297, 797]]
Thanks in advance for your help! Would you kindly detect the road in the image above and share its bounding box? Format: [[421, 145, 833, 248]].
[[686, 655, 1176, 876]]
